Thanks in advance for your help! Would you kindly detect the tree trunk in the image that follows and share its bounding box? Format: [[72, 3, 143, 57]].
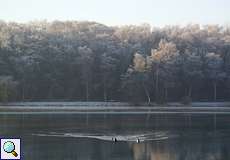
[[103, 89, 107, 102], [188, 86, 192, 98], [142, 81, 151, 105], [48, 85, 53, 99], [103, 76, 107, 102], [155, 68, 159, 101], [22, 86, 25, 101], [213, 82, 217, 101], [152, 72, 155, 101], [22, 81, 25, 101], [103, 86, 107, 102], [86, 80, 89, 101], [165, 87, 168, 102]]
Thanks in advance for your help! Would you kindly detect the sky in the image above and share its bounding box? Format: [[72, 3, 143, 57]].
[[0, 0, 229, 27]]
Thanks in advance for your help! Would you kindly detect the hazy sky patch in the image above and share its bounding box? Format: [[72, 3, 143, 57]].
[[0, 0, 229, 26]]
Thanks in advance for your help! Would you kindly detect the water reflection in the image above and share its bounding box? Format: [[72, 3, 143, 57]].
[[25, 130, 230, 160], [0, 113, 230, 160], [130, 133, 230, 160]]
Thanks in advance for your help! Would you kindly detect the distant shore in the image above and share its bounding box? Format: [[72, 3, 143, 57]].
[[0, 102, 230, 114]]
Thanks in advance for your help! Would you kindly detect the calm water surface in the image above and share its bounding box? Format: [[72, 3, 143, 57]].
[[0, 113, 230, 160]]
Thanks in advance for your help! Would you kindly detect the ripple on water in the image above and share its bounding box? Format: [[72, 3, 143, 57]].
[[32, 131, 178, 142]]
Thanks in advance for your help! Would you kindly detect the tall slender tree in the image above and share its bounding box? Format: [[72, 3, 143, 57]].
[[205, 52, 226, 101]]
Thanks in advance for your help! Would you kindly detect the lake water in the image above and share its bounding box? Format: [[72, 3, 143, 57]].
[[0, 113, 230, 160]]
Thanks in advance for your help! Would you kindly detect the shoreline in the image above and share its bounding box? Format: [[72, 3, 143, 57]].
[[0, 102, 230, 114]]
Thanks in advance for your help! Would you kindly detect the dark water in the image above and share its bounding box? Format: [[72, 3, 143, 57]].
[[0, 113, 230, 160]]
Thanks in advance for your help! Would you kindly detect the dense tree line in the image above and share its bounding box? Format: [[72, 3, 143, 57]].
[[0, 20, 230, 103]]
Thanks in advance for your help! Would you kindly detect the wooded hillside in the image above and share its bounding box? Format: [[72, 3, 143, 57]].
[[0, 21, 230, 102]]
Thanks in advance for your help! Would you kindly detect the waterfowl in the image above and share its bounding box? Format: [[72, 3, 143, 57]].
[[112, 137, 117, 142]]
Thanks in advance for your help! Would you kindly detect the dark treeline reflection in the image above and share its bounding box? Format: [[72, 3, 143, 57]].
[[0, 21, 230, 102]]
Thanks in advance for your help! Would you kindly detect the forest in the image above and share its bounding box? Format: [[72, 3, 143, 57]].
[[0, 20, 230, 103]]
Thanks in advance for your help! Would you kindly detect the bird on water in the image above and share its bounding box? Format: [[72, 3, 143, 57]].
[[112, 137, 118, 142]]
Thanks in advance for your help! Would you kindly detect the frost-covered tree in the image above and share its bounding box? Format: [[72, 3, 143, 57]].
[[147, 40, 179, 102], [0, 76, 17, 102], [0, 20, 230, 102], [133, 53, 151, 103], [177, 50, 203, 98], [122, 53, 152, 103], [100, 53, 117, 101], [205, 53, 226, 101], [77, 46, 94, 101]]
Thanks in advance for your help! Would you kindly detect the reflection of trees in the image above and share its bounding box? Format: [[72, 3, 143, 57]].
[[129, 135, 229, 160], [130, 142, 172, 160], [132, 143, 149, 160]]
